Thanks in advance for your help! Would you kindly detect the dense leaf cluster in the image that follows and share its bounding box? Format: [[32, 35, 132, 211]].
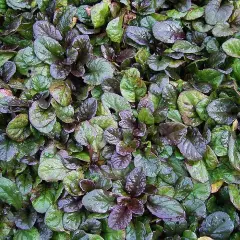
[[0, 0, 240, 239]]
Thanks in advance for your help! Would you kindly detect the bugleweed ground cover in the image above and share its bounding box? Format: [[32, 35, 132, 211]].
[[0, 0, 240, 239]]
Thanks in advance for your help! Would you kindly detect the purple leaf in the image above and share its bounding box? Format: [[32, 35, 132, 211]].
[[111, 152, 132, 169], [104, 127, 122, 145], [128, 198, 144, 215], [58, 196, 82, 213], [147, 195, 185, 220], [159, 122, 187, 145], [79, 179, 95, 192], [108, 205, 132, 230], [125, 167, 146, 197], [116, 141, 135, 156]]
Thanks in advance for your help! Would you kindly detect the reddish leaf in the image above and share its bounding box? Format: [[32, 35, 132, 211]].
[[108, 205, 132, 230]]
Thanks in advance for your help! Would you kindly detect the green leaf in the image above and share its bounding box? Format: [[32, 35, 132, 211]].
[[102, 219, 125, 240], [203, 146, 219, 170], [34, 36, 64, 64], [172, 40, 202, 53], [126, 221, 151, 240], [74, 121, 106, 152], [44, 205, 64, 232], [106, 17, 124, 43], [63, 212, 83, 231], [56, 6, 77, 34], [101, 92, 131, 112], [199, 211, 234, 239], [31, 185, 55, 213], [232, 59, 240, 83], [6, 0, 30, 10], [135, 48, 150, 68], [82, 189, 115, 213], [0, 50, 15, 67], [147, 55, 169, 71], [222, 38, 240, 58], [38, 145, 69, 182], [212, 23, 237, 37], [6, 114, 30, 142], [91, 1, 110, 28], [0, 176, 23, 209], [186, 160, 209, 183], [228, 133, 240, 172], [138, 108, 154, 125], [194, 69, 224, 90], [120, 68, 147, 102], [0, 0, 7, 14], [31, 75, 52, 92], [83, 57, 114, 85], [183, 198, 206, 219], [13, 228, 40, 240], [16, 173, 32, 195], [90, 116, 117, 129], [63, 170, 84, 196], [14, 47, 41, 76], [29, 101, 56, 133], [229, 184, 240, 211], [210, 126, 230, 157], [134, 152, 160, 177], [49, 81, 72, 107], [184, 6, 204, 20], [205, 0, 233, 25], [51, 99, 74, 123], [177, 90, 207, 126]]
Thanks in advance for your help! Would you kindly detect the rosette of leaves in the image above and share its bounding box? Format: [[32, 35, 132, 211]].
[[0, 0, 240, 239]]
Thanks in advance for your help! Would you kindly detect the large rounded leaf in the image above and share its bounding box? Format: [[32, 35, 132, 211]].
[[44, 205, 64, 232], [0, 176, 23, 209], [13, 228, 40, 240], [49, 81, 72, 107], [152, 20, 184, 44], [177, 127, 207, 161], [177, 90, 207, 126], [108, 205, 132, 230], [199, 211, 234, 239], [125, 167, 146, 197], [74, 121, 106, 152], [186, 160, 209, 183], [207, 98, 238, 125], [134, 152, 160, 177], [33, 21, 62, 41], [147, 195, 185, 220], [34, 36, 64, 64], [101, 92, 131, 113], [38, 145, 69, 182], [159, 122, 187, 145], [120, 68, 147, 102], [222, 38, 240, 58], [6, 114, 30, 142], [91, 1, 109, 28], [205, 0, 233, 25], [14, 47, 41, 76], [82, 189, 115, 213], [29, 101, 56, 132], [83, 58, 114, 85], [106, 17, 123, 43]]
